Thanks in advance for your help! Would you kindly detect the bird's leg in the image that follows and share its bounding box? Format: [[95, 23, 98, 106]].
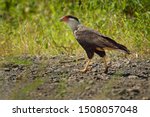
[[103, 56, 109, 73], [80, 59, 91, 73]]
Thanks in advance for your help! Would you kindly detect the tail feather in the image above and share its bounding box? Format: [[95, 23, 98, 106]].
[[101, 35, 130, 54], [117, 43, 130, 54]]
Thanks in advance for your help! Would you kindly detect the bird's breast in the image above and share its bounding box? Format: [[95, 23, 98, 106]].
[[74, 30, 79, 39]]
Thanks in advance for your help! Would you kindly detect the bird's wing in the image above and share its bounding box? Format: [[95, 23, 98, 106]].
[[75, 26, 119, 49]]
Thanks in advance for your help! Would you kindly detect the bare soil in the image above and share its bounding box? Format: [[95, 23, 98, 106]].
[[0, 55, 150, 100]]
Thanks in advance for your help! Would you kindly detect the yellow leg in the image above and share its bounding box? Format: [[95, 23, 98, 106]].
[[103, 56, 108, 73], [80, 59, 91, 73]]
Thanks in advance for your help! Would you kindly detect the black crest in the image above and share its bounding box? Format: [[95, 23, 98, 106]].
[[67, 15, 79, 22]]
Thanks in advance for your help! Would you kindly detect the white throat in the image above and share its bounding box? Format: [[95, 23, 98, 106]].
[[67, 18, 80, 31]]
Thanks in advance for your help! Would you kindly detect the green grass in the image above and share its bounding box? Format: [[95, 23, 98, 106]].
[[8, 57, 31, 65], [11, 78, 44, 100], [0, 0, 149, 57], [0, 56, 32, 67]]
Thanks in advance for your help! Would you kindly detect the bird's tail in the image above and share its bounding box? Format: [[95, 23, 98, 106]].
[[117, 43, 130, 54]]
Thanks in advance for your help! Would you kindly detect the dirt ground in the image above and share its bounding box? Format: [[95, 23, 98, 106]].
[[0, 54, 150, 100]]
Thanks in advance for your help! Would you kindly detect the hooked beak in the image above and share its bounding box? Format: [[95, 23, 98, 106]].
[[60, 17, 64, 22]]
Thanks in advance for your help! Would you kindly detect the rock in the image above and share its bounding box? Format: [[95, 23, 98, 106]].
[[126, 60, 131, 65], [85, 86, 91, 90], [9, 75, 17, 82], [107, 70, 115, 75], [146, 60, 150, 63], [131, 64, 137, 67], [118, 89, 127, 95], [13, 67, 19, 71], [12, 64, 19, 68], [88, 80, 94, 85], [19, 65, 25, 70], [0, 55, 150, 100], [128, 75, 138, 79], [92, 68, 98, 72], [92, 72, 98, 76], [4, 68, 11, 72], [130, 89, 140, 95], [52, 78, 60, 83], [122, 71, 130, 77], [142, 97, 150, 100]]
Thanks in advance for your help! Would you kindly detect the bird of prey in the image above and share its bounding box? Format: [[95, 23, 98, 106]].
[[60, 15, 130, 73]]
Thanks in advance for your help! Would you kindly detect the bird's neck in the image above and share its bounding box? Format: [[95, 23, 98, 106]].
[[68, 20, 80, 32]]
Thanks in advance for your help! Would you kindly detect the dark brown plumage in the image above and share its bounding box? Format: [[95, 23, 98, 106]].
[[60, 15, 130, 73]]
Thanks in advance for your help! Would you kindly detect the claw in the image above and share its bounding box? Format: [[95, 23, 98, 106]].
[[78, 59, 91, 73], [79, 66, 92, 73]]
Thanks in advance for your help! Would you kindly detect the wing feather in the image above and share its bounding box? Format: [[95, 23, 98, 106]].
[[75, 26, 119, 49]]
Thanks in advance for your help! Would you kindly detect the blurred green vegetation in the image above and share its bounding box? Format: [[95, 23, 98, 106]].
[[0, 0, 150, 56]]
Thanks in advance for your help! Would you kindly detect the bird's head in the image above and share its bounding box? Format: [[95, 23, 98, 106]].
[[60, 15, 80, 31]]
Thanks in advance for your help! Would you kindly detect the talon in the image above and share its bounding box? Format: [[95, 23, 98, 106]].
[[79, 59, 91, 73], [87, 66, 92, 71], [79, 66, 92, 73]]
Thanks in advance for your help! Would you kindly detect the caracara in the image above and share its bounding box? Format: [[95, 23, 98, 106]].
[[60, 15, 130, 73]]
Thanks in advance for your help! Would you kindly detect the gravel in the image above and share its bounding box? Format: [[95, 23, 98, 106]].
[[0, 55, 150, 99]]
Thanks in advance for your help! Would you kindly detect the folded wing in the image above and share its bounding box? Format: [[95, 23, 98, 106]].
[[75, 26, 130, 54]]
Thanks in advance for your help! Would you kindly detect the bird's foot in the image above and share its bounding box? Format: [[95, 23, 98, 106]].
[[79, 66, 92, 73]]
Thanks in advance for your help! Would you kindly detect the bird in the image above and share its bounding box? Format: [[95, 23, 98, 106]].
[[60, 15, 130, 73]]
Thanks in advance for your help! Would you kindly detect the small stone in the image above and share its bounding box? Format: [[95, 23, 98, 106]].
[[78, 79, 85, 84], [85, 86, 91, 90], [130, 88, 140, 95], [19, 65, 25, 70], [123, 71, 130, 77], [92, 68, 98, 72], [9, 75, 17, 82], [131, 64, 137, 67], [4, 68, 10, 71], [12, 64, 19, 68], [13, 67, 18, 71], [126, 60, 131, 65], [52, 78, 60, 83], [107, 70, 115, 75], [88, 80, 94, 85], [118, 89, 127, 95], [37, 87, 41, 90], [142, 97, 150, 100], [128, 75, 138, 79], [92, 72, 98, 76], [54, 68, 61, 73], [146, 60, 150, 63]]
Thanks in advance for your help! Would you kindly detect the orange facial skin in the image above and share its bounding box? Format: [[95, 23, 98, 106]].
[[60, 16, 69, 22]]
